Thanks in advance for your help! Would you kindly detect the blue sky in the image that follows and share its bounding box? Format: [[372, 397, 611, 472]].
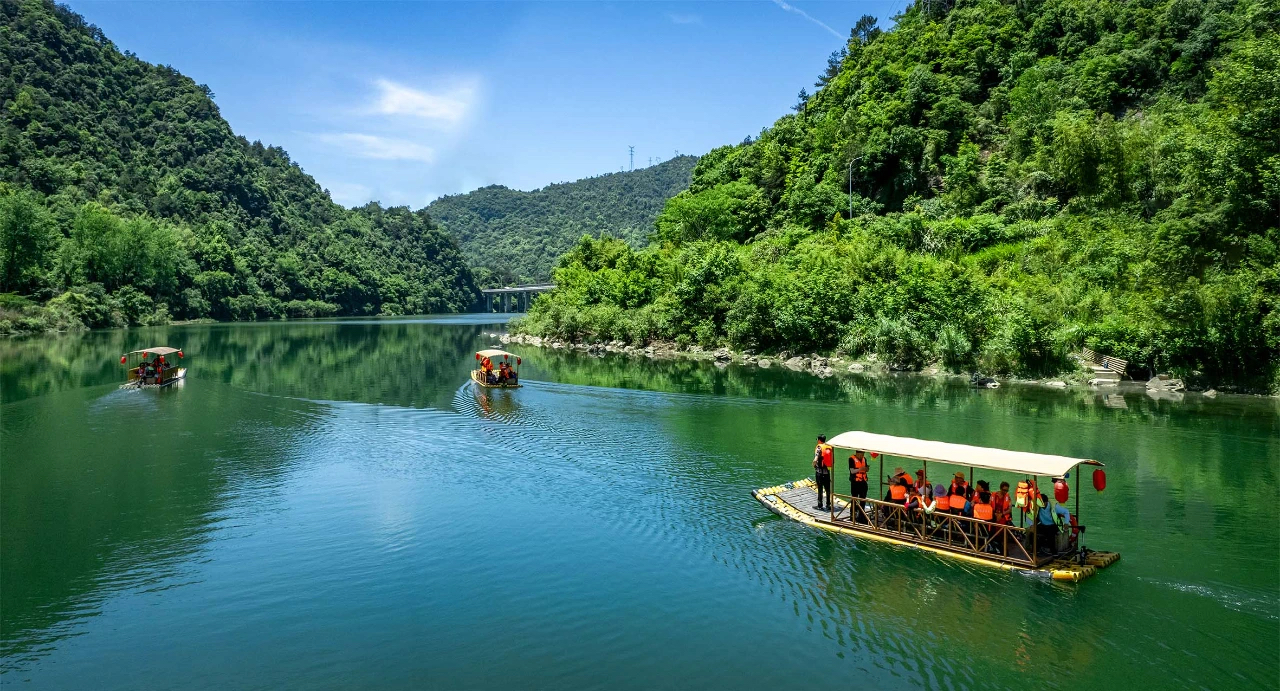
[[68, 1, 903, 208]]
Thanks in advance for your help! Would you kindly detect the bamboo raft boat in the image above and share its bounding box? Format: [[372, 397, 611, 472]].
[[119, 346, 187, 389], [471, 348, 523, 389], [754, 431, 1120, 582]]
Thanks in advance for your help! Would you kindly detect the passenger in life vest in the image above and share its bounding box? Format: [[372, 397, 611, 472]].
[[993, 481, 1013, 525], [885, 467, 910, 505], [933, 484, 951, 512], [812, 435, 834, 511], [913, 468, 929, 494], [948, 472, 971, 516], [971, 481, 994, 521]]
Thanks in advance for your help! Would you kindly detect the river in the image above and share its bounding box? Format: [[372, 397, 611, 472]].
[[1, 316, 1277, 689]]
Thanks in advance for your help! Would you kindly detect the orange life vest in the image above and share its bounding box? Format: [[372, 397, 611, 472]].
[[1015, 480, 1035, 508], [972, 493, 994, 521], [993, 492, 1012, 523], [949, 482, 968, 510], [850, 457, 868, 482], [890, 484, 907, 501], [816, 444, 834, 469], [935, 494, 951, 511]]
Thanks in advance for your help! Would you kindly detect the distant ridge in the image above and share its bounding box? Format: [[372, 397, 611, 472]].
[[428, 156, 697, 286]]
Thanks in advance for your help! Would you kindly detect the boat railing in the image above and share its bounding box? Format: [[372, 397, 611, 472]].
[[823, 494, 1046, 567]]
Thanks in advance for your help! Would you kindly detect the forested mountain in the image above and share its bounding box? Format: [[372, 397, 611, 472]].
[[0, 0, 478, 333], [520, 0, 1279, 391], [427, 156, 696, 286]]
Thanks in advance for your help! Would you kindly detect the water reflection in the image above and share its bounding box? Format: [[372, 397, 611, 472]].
[[0, 382, 326, 664], [1, 319, 1276, 689]]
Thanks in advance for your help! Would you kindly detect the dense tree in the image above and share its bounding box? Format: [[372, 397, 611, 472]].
[[519, 0, 1279, 392], [0, 0, 478, 332]]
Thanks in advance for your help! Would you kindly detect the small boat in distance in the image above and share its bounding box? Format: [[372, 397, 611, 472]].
[[754, 431, 1120, 582], [121, 346, 186, 388], [471, 348, 522, 388]]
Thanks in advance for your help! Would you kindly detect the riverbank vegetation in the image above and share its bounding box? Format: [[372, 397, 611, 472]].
[[0, 0, 478, 335], [427, 156, 697, 287], [517, 0, 1279, 392]]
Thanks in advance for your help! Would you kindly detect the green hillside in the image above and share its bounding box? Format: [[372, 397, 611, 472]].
[[0, 0, 478, 333], [519, 0, 1279, 391], [427, 156, 697, 286]]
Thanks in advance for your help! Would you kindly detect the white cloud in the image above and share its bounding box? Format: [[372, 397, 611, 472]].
[[372, 78, 476, 125], [771, 0, 842, 40], [315, 133, 437, 164], [667, 12, 701, 24]]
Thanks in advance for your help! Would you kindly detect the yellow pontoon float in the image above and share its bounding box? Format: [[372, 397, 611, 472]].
[[753, 431, 1120, 582], [120, 346, 186, 388], [471, 348, 522, 388]]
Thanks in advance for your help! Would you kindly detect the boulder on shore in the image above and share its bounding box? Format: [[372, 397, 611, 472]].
[[713, 347, 732, 362], [784, 357, 810, 371], [1147, 375, 1185, 392]]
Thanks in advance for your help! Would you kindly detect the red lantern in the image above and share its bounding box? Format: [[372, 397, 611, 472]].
[[159, 356, 165, 364], [503, 354, 508, 360], [178, 350, 184, 358], [120, 355, 127, 364], [516, 357, 521, 365], [1092, 469, 1107, 492], [870, 453, 879, 459], [475, 353, 480, 360], [1054, 478, 1069, 503]]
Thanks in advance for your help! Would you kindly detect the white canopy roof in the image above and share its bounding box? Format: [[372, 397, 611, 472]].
[[129, 347, 181, 355], [826, 430, 1100, 477], [476, 349, 517, 359]]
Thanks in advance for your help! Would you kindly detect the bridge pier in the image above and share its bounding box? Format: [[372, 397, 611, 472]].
[[477, 284, 555, 313]]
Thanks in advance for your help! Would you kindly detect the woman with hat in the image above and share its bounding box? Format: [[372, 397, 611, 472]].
[[913, 468, 929, 494], [885, 467, 910, 506]]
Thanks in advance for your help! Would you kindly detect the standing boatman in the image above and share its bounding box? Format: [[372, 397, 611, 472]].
[[813, 435, 834, 511], [848, 449, 870, 522]]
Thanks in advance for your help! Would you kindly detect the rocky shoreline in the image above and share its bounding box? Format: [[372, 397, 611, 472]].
[[490, 331, 1224, 396], [490, 330, 1278, 400]]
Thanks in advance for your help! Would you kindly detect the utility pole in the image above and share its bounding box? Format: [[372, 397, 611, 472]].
[[847, 156, 865, 218], [628, 145, 635, 171]]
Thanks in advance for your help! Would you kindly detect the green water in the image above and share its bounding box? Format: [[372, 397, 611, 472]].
[[2, 317, 1277, 689]]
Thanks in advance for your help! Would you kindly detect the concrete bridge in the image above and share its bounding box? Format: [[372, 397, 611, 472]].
[[480, 284, 554, 312]]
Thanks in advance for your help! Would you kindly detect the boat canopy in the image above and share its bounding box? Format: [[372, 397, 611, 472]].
[[476, 349, 517, 359], [826, 430, 1101, 477], [129, 347, 181, 355]]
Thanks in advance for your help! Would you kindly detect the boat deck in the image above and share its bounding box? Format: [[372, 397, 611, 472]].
[[755, 479, 1119, 582], [470, 370, 522, 388]]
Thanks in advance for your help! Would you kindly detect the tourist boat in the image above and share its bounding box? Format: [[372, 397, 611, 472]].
[[471, 348, 522, 388], [121, 346, 186, 388], [753, 431, 1120, 582]]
